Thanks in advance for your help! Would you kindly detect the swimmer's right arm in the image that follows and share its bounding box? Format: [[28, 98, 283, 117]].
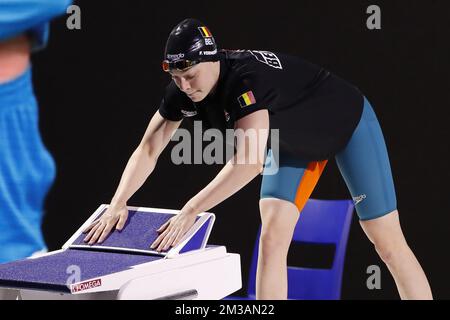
[[83, 110, 182, 244]]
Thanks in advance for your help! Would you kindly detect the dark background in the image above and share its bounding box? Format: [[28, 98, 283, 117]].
[[31, 0, 449, 299]]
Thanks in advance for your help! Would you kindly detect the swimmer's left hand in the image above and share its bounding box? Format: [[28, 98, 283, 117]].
[[150, 205, 198, 252]]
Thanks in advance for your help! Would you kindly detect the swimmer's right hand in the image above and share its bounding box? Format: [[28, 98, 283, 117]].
[[82, 203, 129, 245]]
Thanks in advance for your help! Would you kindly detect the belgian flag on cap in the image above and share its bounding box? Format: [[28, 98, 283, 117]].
[[198, 26, 213, 38]]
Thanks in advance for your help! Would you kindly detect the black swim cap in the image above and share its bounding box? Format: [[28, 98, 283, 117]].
[[163, 18, 218, 72]]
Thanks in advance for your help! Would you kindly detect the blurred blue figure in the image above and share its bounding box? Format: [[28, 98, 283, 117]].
[[0, 0, 72, 263]]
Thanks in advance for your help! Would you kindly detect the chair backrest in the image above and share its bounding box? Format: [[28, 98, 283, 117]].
[[247, 198, 354, 300]]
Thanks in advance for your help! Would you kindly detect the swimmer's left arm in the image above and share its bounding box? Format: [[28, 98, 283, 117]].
[[186, 109, 269, 213], [151, 109, 269, 251]]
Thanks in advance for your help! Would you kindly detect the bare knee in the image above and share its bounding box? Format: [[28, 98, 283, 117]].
[[360, 210, 410, 265], [371, 232, 410, 265], [373, 242, 396, 264], [259, 229, 291, 256], [258, 198, 299, 257]]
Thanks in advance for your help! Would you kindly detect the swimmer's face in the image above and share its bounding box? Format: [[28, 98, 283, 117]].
[[169, 61, 220, 102]]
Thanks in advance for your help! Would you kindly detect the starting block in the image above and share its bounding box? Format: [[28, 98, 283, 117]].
[[0, 205, 241, 300]]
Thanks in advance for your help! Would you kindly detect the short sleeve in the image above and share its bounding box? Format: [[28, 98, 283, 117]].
[[158, 81, 187, 121], [228, 72, 272, 121]]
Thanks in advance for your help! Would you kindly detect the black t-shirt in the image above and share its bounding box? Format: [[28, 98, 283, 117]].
[[158, 49, 364, 161]]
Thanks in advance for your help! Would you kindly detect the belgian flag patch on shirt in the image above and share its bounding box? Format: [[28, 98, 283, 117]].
[[237, 91, 256, 108]]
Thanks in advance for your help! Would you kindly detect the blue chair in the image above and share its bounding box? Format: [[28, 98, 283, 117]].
[[227, 198, 354, 300]]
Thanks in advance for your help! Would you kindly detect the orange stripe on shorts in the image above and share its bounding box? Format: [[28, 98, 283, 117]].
[[293, 160, 328, 212]]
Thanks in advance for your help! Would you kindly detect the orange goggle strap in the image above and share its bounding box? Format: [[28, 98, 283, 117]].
[[162, 59, 200, 72]]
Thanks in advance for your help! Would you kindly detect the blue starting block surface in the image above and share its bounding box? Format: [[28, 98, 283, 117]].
[[0, 205, 215, 293], [0, 250, 160, 292], [70, 209, 175, 252]]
